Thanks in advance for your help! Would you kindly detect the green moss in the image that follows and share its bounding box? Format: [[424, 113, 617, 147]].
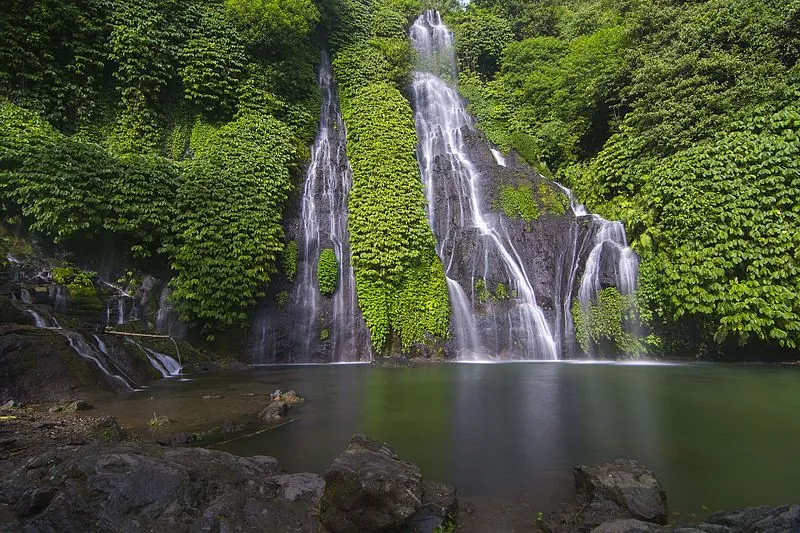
[[281, 240, 298, 282], [495, 282, 508, 300], [572, 287, 644, 357], [498, 184, 540, 221], [318, 248, 338, 297], [276, 290, 289, 309], [538, 182, 568, 215], [475, 278, 491, 303], [320, 328, 330, 341]]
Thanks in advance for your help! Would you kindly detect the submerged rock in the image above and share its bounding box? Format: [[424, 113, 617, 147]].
[[320, 434, 426, 532]]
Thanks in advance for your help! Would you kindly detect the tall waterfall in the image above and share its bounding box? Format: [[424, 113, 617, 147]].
[[410, 11, 558, 360], [254, 52, 369, 363]]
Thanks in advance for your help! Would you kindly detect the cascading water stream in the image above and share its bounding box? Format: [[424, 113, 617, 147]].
[[410, 11, 558, 360], [64, 331, 139, 391], [289, 52, 368, 362], [126, 338, 183, 378]]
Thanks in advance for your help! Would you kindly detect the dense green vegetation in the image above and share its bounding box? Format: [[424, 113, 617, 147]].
[[331, 0, 449, 352], [572, 288, 642, 357], [317, 248, 339, 296], [0, 0, 318, 338], [3, 0, 798, 357], [449, 0, 800, 356]]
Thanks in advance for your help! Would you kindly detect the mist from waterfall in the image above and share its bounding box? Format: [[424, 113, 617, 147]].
[[410, 11, 558, 360]]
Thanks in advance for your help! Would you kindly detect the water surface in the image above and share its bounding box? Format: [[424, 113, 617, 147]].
[[98, 362, 800, 519]]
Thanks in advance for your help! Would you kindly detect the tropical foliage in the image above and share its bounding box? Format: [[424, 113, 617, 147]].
[[450, 0, 800, 356]]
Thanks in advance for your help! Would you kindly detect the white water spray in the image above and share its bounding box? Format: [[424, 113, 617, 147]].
[[410, 11, 557, 360]]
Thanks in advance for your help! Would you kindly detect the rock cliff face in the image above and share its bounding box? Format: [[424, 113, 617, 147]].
[[440, 128, 601, 359]]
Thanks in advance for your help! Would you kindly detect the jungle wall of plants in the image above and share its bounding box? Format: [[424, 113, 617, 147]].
[[447, 0, 800, 357], [329, 0, 450, 353], [0, 0, 320, 338]]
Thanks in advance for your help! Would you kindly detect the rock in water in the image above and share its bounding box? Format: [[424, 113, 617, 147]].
[[320, 434, 424, 533], [575, 459, 667, 524], [542, 459, 667, 532], [260, 401, 288, 420]]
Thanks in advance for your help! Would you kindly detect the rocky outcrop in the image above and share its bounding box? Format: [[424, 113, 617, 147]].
[[541, 460, 799, 533], [0, 327, 119, 404], [0, 442, 323, 533], [0, 433, 456, 533], [542, 459, 667, 532], [320, 434, 456, 533]]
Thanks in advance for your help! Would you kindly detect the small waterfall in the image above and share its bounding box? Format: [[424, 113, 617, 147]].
[[20, 288, 32, 304], [53, 285, 67, 313], [289, 52, 369, 362], [117, 297, 125, 325], [93, 334, 108, 355], [578, 221, 639, 305], [410, 11, 558, 360], [27, 310, 48, 328], [552, 185, 640, 356], [155, 287, 170, 332], [126, 339, 182, 378], [490, 149, 507, 167], [64, 331, 138, 391]]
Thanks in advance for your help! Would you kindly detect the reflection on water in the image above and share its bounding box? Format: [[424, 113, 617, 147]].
[[98, 362, 800, 517]]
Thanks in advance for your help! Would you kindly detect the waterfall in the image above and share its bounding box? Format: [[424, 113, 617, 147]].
[[491, 149, 507, 167], [410, 11, 558, 360], [578, 221, 638, 305], [551, 185, 640, 356], [290, 52, 369, 362], [64, 331, 139, 391], [126, 338, 183, 378], [20, 288, 32, 304], [27, 310, 48, 328]]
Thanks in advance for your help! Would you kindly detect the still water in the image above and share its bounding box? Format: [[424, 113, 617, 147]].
[[99, 362, 800, 518]]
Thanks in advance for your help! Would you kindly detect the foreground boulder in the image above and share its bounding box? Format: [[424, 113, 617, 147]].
[[0, 443, 323, 532], [542, 459, 667, 532], [320, 434, 456, 533]]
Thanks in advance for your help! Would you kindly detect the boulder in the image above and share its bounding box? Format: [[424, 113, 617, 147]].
[[260, 401, 288, 420], [591, 519, 665, 533], [0, 443, 320, 532], [320, 434, 424, 533], [542, 459, 667, 532], [696, 504, 800, 532], [405, 480, 459, 533], [63, 400, 93, 413], [271, 473, 325, 502]]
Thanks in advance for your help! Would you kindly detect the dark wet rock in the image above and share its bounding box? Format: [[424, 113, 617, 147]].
[[693, 504, 800, 532], [260, 400, 289, 420], [321, 434, 424, 532], [0, 442, 322, 533], [271, 473, 325, 502], [86, 416, 126, 442], [63, 400, 94, 413], [405, 480, 459, 533], [33, 421, 62, 429], [542, 459, 667, 532], [591, 519, 665, 533], [157, 431, 196, 446]]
